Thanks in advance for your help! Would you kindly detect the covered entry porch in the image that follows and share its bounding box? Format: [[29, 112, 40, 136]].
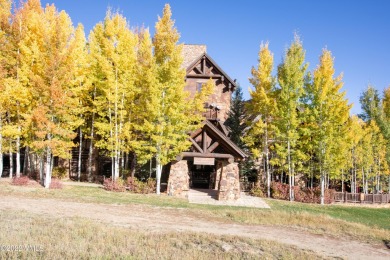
[[166, 120, 246, 201]]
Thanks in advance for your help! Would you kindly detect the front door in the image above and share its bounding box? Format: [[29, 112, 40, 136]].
[[190, 164, 215, 189]]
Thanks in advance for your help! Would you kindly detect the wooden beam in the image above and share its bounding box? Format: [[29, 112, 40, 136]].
[[189, 138, 203, 153], [207, 141, 219, 153], [190, 128, 202, 139], [186, 74, 222, 79], [182, 152, 234, 159], [202, 130, 207, 152]]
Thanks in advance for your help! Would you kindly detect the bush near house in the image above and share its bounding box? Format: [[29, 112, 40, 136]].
[[251, 182, 335, 204], [103, 178, 126, 192], [127, 177, 156, 194]]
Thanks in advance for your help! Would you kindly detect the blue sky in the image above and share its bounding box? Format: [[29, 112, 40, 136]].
[[41, 0, 390, 115]]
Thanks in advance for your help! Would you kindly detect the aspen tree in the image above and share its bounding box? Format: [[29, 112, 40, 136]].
[[89, 11, 137, 181], [16, 2, 83, 187], [0, 0, 12, 177], [307, 49, 350, 204], [147, 4, 213, 194], [245, 42, 276, 197], [275, 35, 308, 201]]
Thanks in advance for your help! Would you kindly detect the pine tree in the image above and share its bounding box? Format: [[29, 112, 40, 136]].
[[360, 86, 381, 122], [244, 42, 276, 197], [225, 84, 246, 148], [275, 35, 308, 201]]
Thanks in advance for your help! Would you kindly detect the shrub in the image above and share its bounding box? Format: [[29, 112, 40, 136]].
[[127, 177, 156, 194], [270, 182, 335, 204], [49, 178, 63, 189], [250, 186, 266, 197], [52, 167, 68, 180], [103, 178, 126, 192], [271, 182, 290, 200], [11, 176, 30, 186]]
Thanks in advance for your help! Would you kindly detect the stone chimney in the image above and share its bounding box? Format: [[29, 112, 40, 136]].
[[182, 44, 207, 69]]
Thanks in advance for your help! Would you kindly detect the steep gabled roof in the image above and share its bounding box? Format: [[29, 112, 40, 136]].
[[186, 52, 237, 90], [203, 120, 246, 159]]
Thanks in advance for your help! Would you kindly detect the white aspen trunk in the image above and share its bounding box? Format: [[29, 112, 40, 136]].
[[9, 144, 13, 178], [16, 129, 21, 177], [149, 158, 152, 179], [320, 166, 325, 205], [87, 119, 94, 181], [265, 126, 271, 198], [341, 169, 344, 193], [377, 158, 381, 193], [78, 126, 82, 182], [120, 151, 125, 175], [114, 152, 119, 180], [156, 157, 162, 195], [362, 167, 365, 194], [44, 146, 52, 189], [310, 158, 313, 189], [39, 155, 44, 186], [287, 139, 293, 201], [87, 86, 96, 181], [119, 92, 125, 176]]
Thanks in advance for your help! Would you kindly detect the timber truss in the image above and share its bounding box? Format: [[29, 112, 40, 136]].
[[180, 120, 247, 161]]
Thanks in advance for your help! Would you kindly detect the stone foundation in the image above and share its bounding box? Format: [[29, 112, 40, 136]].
[[217, 161, 240, 200], [167, 160, 190, 198]]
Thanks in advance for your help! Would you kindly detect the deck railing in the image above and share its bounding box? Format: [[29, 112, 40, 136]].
[[334, 192, 390, 204]]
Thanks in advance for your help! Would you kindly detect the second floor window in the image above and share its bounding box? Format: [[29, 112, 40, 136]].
[[196, 82, 203, 92]]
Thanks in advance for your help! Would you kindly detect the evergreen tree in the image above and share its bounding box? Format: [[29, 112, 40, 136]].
[[225, 84, 246, 148], [359, 86, 381, 122]]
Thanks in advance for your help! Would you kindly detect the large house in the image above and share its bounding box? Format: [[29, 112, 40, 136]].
[[165, 45, 247, 200]]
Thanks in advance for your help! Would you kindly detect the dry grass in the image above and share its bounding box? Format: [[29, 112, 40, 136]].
[[0, 209, 322, 259], [1, 180, 389, 245]]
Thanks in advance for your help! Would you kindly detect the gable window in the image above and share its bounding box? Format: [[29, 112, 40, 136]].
[[196, 82, 203, 92]]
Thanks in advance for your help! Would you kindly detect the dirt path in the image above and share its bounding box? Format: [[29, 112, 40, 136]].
[[1, 196, 389, 259]]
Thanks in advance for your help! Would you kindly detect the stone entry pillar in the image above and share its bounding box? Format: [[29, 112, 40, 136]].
[[167, 160, 190, 198], [217, 161, 240, 200]]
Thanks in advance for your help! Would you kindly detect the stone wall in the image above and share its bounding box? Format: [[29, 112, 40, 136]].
[[167, 160, 190, 198], [182, 44, 207, 68], [217, 161, 240, 200]]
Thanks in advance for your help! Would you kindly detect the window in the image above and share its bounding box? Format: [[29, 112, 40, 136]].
[[196, 82, 203, 92]]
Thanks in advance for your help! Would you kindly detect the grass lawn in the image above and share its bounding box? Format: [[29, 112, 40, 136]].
[[1, 180, 389, 245]]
